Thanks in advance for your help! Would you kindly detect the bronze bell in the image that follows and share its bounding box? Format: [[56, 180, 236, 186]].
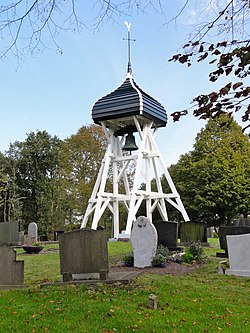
[[122, 133, 138, 153]]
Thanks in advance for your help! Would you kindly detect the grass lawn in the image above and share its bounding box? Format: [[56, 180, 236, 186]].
[[1, 239, 250, 333]]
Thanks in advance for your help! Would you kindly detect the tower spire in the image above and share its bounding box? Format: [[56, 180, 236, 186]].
[[124, 21, 135, 75]]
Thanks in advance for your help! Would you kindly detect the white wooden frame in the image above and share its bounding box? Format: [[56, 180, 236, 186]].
[[81, 116, 189, 238]]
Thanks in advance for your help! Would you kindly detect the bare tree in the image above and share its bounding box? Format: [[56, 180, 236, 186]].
[[0, 0, 84, 60], [0, 0, 165, 61], [0, 1, 249, 129], [1, 1, 248, 59]]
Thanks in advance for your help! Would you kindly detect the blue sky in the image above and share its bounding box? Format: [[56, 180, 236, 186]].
[[0, 1, 232, 165]]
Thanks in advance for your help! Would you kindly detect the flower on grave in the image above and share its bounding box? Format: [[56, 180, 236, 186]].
[[32, 241, 41, 246]]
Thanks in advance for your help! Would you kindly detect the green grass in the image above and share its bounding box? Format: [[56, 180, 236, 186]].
[[1, 239, 250, 333]]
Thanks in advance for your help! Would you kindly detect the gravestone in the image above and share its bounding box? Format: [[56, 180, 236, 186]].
[[27, 222, 38, 244], [179, 221, 207, 243], [233, 218, 250, 226], [225, 234, 250, 277], [218, 226, 250, 257], [59, 229, 109, 282], [130, 216, 158, 268], [0, 222, 20, 245], [0, 244, 24, 289], [153, 221, 178, 250], [53, 230, 64, 241]]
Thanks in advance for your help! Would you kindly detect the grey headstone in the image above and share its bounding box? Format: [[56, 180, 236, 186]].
[[225, 234, 250, 277], [0, 245, 24, 288], [131, 216, 158, 268], [59, 229, 109, 279], [0, 222, 20, 245], [28, 222, 38, 243]]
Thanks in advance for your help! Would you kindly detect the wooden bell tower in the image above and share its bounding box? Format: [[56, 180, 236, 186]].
[[81, 23, 189, 238]]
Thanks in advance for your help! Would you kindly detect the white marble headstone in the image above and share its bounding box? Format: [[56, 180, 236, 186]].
[[225, 234, 250, 277], [28, 222, 38, 243], [130, 216, 158, 268]]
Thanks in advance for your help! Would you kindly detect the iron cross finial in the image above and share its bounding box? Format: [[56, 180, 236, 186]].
[[123, 21, 136, 75]]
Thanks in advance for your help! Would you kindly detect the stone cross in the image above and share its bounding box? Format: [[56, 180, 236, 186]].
[[130, 216, 158, 268]]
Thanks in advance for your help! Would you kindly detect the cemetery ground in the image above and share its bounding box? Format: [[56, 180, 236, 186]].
[[1, 240, 250, 333]]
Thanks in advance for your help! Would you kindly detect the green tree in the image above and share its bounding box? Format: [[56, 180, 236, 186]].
[[0, 152, 23, 223], [0, 152, 8, 221], [169, 115, 250, 227], [6, 131, 62, 234], [58, 124, 108, 227]]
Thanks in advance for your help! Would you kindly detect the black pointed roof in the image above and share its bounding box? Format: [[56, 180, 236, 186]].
[[91, 72, 167, 133]]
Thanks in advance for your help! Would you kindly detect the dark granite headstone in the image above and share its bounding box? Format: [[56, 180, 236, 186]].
[[218, 226, 250, 256], [53, 230, 64, 241], [59, 229, 109, 281], [153, 221, 178, 250], [179, 222, 207, 243], [40, 235, 48, 241]]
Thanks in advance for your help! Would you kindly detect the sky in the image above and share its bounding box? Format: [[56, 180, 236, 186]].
[[0, 0, 234, 165]]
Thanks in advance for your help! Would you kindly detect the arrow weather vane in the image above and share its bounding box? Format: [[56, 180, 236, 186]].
[[123, 21, 136, 75]]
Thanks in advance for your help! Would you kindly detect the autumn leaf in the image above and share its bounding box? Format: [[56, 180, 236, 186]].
[[219, 83, 232, 96], [198, 52, 208, 62], [179, 55, 189, 63], [208, 92, 218, 102], [232, 82, 243, 90]]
